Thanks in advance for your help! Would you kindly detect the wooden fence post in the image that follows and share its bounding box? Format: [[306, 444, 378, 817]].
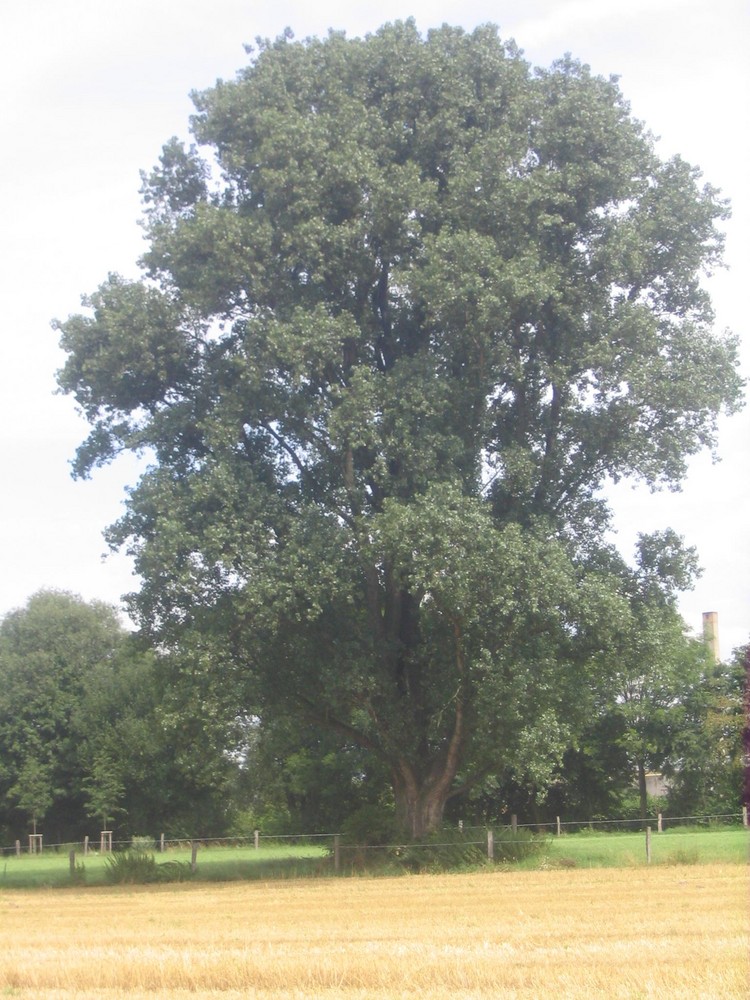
[[556, 816, 561, 836], [84, 835, 89, 856], [645, 826, 652, 864], [333, 835, 341, 873], [191, 841, 199, 873], [511, 814, 518, 835], [657, 813, 663, 833], [160, 833, 165, 853], [15, 840, 21, 858], [254, 829, 260, 850], [487, 829, 494, 861], [743, 805, 748, 828]]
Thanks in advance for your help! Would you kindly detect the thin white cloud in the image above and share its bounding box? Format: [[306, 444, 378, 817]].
[[513, 0, 700, 48]]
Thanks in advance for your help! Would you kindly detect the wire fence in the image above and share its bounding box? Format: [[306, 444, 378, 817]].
[[1, 808, 746, 859], [515, 810, 746, 834]]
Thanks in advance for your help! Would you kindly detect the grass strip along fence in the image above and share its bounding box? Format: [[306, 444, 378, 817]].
[[0, 817, 747, 889], [4, 806, 745, 860]]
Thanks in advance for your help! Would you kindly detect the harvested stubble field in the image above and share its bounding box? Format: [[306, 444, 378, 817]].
[[0, 863, 747, 999]]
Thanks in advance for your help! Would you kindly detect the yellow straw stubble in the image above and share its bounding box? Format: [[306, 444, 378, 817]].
[[0, 864, 747, 999]]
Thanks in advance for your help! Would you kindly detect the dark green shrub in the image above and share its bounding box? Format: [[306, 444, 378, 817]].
[[104, 849, 194, 884], [105, 850, 160, 884], [154, 859, 194, 882], [493, 828, 549, 862], [388, 828, 489, 872], [228, 804, 293, 838], [341, 804, 398, 846], [338, 822, 548, 873]]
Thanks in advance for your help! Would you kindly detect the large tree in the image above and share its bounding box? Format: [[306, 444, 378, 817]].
[[55, 22, 743, 837]]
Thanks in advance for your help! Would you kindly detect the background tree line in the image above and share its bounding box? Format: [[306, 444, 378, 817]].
[[0, 591, 238, 843], [0, 589, 744, 844]]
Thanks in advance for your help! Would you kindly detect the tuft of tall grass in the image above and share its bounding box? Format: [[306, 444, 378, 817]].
[[104, 849, 193, 884], [131, 835, 155, 852]]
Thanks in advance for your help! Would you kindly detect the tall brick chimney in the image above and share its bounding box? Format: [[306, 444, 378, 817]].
[[702, 611, 720, 664]]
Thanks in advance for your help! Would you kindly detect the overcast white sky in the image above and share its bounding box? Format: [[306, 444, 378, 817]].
[[1, 0, 747, 655]]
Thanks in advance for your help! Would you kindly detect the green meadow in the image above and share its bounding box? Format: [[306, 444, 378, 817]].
[[1, 826, 746, 889]]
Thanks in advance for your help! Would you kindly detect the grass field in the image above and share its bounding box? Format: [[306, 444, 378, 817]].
[[0, 863, 746, 998], [0, 842, 329, 889], [1, 826, 747, 887], [541, 826, 750, 868]]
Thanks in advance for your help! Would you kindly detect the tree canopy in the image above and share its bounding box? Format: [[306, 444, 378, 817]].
[[0, 591, 236, 842], [55, 22, 743, 836]]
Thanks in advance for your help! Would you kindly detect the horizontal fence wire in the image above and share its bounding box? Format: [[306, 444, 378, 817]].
[[336, 839, 488, 852], [1, 812, 745, 857]]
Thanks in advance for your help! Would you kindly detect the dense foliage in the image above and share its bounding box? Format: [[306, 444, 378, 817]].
[[0, 592, 236, 843], [54, 23, 743, 836], [0, 594, 744, 844]]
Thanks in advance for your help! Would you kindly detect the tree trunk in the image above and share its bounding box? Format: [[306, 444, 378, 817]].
[[391, 760, 456, 839], [389, 620, 468, 840]]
